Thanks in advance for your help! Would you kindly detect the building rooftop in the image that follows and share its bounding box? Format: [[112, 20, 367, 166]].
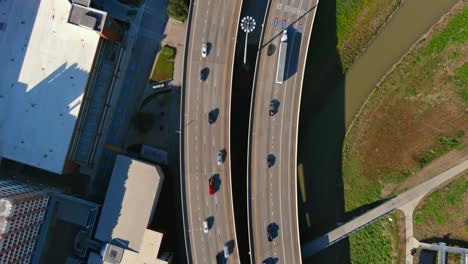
[[0, 0, 101, 174], [88, 230, 168, 264], [94, 155, 165, 252]]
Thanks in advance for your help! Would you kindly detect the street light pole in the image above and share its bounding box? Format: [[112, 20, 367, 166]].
[[244, 31, 249, 64], [240, 16, 256, 64]]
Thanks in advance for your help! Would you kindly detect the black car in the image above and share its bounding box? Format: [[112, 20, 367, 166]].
[[262, 257, 279, 264], [267, 44, 276, 56], [267, 154, 276, 168], [267, 223, 279, 241], [208, 108, 219, 124], [201, 67, 210, 81], [269, 99, 280, 116]]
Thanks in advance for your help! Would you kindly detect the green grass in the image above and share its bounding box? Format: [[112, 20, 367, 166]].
[[336, 0, 401, 70], [349, 212, 400, 264], [414, 175, 468, 225], [418, 130, 465, 167], [151, 45, 176, 82], [454, 62, 468, 104], [422, 7, 468, 56]]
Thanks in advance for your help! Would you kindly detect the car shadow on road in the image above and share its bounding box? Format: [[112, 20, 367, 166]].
[[297, 0, 350, 263]]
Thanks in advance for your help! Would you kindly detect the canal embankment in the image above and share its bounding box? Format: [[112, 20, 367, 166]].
[[298, 0, 464, 263]]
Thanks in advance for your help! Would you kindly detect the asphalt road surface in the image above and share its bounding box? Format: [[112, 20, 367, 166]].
[[248, 0, 319, 263], [182, 0, 242, 263]]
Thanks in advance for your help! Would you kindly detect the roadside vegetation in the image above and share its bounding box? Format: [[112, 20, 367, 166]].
[[167, 0, 189, 22], [348, 211, 403, 264], [413, 173, 468, 241], [151, 45, 176, 82], [336, 0, 401, 70], [342, 3, 467, 262]]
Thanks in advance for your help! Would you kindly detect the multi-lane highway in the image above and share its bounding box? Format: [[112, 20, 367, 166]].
[[181, 0, 242, 262], [247, 0, 318, 263]]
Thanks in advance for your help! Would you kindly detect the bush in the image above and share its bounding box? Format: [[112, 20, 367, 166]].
[[132, 112, 154, 133], [167, 0, 189, 22], [418, 130, 465, 167], [160, 45, 176, 57]]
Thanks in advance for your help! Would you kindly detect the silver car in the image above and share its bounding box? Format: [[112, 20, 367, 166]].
[[217, 150, 225, 166], [201, 43, 208, 58]]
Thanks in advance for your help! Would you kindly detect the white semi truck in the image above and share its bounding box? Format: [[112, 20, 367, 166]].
[[275, 30, 288, 84]]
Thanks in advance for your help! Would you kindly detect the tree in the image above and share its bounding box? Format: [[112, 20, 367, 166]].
[[167, 0, 189, 22]]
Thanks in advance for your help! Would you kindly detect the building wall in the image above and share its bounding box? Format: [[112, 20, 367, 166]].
[[0, 180, 50, 263], [100, 16, 123, 42]]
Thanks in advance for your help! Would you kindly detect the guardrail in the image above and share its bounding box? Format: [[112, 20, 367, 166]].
[[178, 0, 195, 262]]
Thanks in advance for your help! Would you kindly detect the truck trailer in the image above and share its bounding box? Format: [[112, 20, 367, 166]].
[[275, 30, 288, 84]]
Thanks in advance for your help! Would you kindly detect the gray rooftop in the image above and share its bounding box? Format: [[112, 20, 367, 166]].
[[0, 0, 100, 174], [94, 155, 165, 251]]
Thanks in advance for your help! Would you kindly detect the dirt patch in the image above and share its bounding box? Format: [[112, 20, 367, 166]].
[[382, 151, 468, 196]]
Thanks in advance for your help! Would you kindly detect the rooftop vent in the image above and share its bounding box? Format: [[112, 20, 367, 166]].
[[102, 244, 124, 264]]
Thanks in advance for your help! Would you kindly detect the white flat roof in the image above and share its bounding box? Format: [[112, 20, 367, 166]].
[[88, 230, 168, 264], [95, 155, 165, 251], [0, 0, 100, 174]]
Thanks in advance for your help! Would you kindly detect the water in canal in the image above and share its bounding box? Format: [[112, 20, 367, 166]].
[[344, 0, 460, 126]]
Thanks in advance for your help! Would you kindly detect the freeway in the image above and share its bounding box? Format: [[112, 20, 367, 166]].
[[181, 0, 241, 263], [247, 0, 319, 263]]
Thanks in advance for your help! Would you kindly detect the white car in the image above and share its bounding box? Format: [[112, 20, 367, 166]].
[[201, 43, 208, 58], [203, 220, 209, 233], [224, 245, 230, 258]]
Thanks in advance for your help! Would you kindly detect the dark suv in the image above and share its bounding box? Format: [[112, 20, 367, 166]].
[[208, 108, 219, 124], [269, 99, 280, 116], [267, 154, 276, 168], [267, 223, 279, 241]]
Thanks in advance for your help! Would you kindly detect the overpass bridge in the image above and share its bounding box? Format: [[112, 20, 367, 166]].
[[302, 159, 468, 258]]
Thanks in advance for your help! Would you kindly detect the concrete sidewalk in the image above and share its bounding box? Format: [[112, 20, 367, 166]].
[[162, 18, 187, 87]]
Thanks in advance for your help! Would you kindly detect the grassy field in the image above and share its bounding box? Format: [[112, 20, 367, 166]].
[[336, 0, 401, 70], [151, 45, 176, 82], [413, 173, 468, 240], [348, 211, 403, 264], [342, 3, 467, 262]]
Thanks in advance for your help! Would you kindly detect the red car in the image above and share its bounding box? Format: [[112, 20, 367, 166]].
[[209, 178, 215, 195]]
